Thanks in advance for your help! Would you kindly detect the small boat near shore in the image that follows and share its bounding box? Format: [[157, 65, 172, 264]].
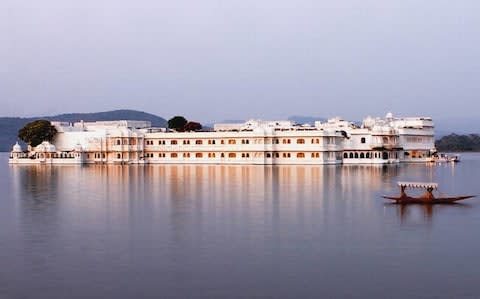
[[383, 181, 475, 204], [429, 153, 460, 163]]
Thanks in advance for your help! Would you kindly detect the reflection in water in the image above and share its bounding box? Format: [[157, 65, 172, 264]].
[[3, 156, 480, 299], [388, 203, 473, 225]]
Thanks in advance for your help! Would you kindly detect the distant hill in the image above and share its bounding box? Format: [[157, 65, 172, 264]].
[[0, 110, 167, 152], [435, 134, 480, 152]]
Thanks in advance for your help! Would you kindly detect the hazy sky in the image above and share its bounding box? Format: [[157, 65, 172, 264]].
[[1, 0, 479, 123]]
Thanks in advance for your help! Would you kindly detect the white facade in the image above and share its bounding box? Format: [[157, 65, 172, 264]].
[[8, 113, 436, 165]]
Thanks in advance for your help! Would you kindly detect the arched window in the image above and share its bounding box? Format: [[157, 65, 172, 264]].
[[297, 139, 305, 144], [275, 153, 280, 158], [228, 153, 236, 158], [266, 153, 271, 158], [195, 153, 203, 158], [171, 153, 178, 158], [360, 153, 365, 158], [221, 153, 225, 158], [116, 140, 121, 145], [171, 140, 177, 145], [361, 137, 366, 144], [297, 153, 305, 158], [354, 153, 359, 158], [344, 153, 348, 158], [287, 153, 291, 158], [366, 152, 370, 158], [349, 153, 353, 159], [195, 140, 202, 145]]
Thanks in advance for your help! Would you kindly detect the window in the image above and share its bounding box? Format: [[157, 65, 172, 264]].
[[195, 153, 203, 158], [221, 153, 225, 158], [366, 153, 370, 158], [228, 153, 236, 158], [275, 139, 279, 144], [116, 140, 121, 145], [195, 140, 202, 145], [117, 153, 121, 159], [349, 153, 353, 159], [241, 153, 245, 158], [297, 139, 305, 144], [360, 153, 365, 158], [171, 140, 177, 145], [266, 153, 271, 158], [361, 137, 366, 144], [221, 140, 225, 145], [354, 153, 359, 158], [287, 153, 291, 158], [316, 153, 320, 158], [228, 139, 236, 144], [171, 153, 178, 158], [344, 153, 348, 159], [297, 153, 305, 158]]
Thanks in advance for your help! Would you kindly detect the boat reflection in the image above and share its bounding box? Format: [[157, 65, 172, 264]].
[[385, 202, 472, 225]]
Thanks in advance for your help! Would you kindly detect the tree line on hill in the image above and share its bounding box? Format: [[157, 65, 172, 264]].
[[435, 134, 480, 152]]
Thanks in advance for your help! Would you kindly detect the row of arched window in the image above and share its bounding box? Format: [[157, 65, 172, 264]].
[[142, 138, 327, 146], [140, 152, 323, 159]]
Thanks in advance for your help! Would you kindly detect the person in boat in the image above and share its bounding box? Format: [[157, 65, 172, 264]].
[[423, 187, 435, 200]]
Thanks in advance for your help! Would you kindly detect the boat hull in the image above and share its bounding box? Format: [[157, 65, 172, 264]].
[[382, 195, 475, 204]]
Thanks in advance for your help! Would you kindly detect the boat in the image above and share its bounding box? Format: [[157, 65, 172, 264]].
[[382, 181, 475, 204], [429, 153, 460, 163]]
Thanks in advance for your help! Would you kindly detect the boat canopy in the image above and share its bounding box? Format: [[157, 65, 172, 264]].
[[397, 181, 438, 189]]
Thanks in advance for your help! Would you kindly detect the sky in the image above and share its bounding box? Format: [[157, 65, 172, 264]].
[[1, 0, 480, 124]]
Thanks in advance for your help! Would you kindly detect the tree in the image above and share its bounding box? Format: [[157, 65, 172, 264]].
[[184, 121, 202, 132], [18, 120, 57, 147], [168, 116, 188, 131]]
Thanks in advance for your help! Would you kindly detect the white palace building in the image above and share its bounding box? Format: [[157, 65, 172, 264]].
[[9, 113, 435, 165]]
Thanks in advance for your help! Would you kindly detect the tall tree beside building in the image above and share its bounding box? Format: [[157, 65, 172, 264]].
[[18, 120, 57, 147], [168, 116, 188, 131], [184, 121, 202, 132]]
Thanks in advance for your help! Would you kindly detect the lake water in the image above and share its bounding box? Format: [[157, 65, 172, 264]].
[[1, 152, 480, 299]]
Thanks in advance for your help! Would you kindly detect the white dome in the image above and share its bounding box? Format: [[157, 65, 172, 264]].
[[44, 142, 56, 153], [12, 142, 22, 153], [74, 143, 83, 152], [35, 143, 45, 152]]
